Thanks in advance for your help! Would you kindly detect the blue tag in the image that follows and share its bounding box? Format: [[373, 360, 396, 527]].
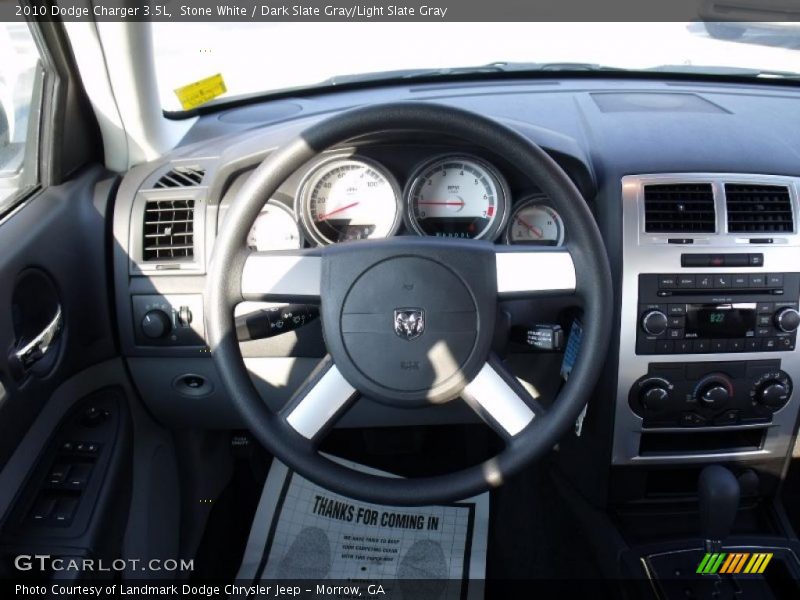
[[560, 318, 583, 380]]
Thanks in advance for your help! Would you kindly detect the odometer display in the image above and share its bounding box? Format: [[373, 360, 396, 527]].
[[405, 156, 509, 240], [298, 157, 401, 245]]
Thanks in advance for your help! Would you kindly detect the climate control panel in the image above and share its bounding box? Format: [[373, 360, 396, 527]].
[[629, 359, 792, 428]]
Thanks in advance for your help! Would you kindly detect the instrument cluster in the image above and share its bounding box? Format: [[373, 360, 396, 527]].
[[245, 153, 566, 250]]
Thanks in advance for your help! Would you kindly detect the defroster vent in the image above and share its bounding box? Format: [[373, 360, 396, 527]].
[[143, 199, 195, 261], [726, 183, 794, 233], [644, 183, 716, 233], [153, 166, 205, 188]]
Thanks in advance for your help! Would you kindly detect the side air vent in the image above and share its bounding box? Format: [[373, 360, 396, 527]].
[[643, 183, 715, 233], [725, 184, 794, 233], [153, 166, 205, 188], [142, 199, 195, 261]]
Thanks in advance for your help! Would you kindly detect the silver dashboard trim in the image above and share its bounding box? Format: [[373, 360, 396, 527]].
[[614, 173, 800, 465], [495, 250, 576, 295], [240, 253, 321, 299], [286, 364, 356, 439]]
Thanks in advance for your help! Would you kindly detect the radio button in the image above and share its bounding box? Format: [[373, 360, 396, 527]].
[[667, 328, 683, 339], [749, 254, 764, 266], [642, 310, 669, 335], [697, 274, 713, 289], [668, 316, 685, 328], [732, 275, 748, 287], [711, 340, 726, 353], [667, 304, 687, 316], [727, 339, 744, 352], [756, 302, 773, 314], [749, 274, 766, 287], [676, 340, 692, 353], [756, 327, 772, 337], [763, 338, 778, 351], [767, 274, 784, 287], [658, 275, 678, 289], [713, 275, 731, 288], [693, 339, 710, 353], [656, 340, 674, 354], [745, 338, 760, 352], [757, 314, 772, 326], [677, 275, 695, 288]]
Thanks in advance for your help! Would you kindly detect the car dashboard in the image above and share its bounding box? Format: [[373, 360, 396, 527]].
[[111, 76, 800, 502]]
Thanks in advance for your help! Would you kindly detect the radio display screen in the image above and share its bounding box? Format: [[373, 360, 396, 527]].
[[685, 303, 756, 339]]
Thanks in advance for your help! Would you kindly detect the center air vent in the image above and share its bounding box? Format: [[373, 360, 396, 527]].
[[153, 166, 205, 188], [142, 199, 195, 261], [643, 183, 715, 233], [725, 183, 794, 234]]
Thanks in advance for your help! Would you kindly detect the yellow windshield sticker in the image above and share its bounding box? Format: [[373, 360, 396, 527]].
[[174, 73, 227, 110]]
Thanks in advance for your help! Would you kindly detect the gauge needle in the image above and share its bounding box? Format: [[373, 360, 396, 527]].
[[318, 201, 359, 220], [517, 216, 543, 238]]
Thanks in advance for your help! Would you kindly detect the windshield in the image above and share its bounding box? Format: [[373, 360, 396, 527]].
[[152, 22, 800, 112]]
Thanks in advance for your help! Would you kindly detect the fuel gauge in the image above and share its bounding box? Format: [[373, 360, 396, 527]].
[[506, 197, 565, 246]]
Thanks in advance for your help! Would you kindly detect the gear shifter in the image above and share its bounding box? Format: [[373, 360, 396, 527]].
[[698, 465, 740, 552]]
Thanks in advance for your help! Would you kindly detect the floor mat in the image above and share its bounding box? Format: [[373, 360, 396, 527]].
[[234, 457, 488, 599]]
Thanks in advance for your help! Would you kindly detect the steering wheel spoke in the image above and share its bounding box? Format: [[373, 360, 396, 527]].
[[461, 356, 544, 440], [241, 250, 322, 302], [279, 356, 359, 443], [495, 248, 576, 297]]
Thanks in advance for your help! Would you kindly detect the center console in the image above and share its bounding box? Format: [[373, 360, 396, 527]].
[[614, 174, 800, 465]]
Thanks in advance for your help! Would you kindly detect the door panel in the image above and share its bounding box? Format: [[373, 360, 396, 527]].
[[0, 167, 117, 466]]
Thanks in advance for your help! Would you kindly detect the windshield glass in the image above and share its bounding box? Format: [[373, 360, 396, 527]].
[[152, 22, 800, 112]]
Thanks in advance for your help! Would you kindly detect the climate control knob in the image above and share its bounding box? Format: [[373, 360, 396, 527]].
[[774, 307, 800, 333], [636, 377, 673, 413], [694, 374, 734, 409], [141, 309, 172, 339], [751, 371, 793, 409], [642, 310, 668, 336]]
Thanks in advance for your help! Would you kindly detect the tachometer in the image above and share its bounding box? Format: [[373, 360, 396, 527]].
[[506, 197, 565, 246], [298, 156, 401, 245], [247, 200, 302, 251], [405, 155, 509, 240]]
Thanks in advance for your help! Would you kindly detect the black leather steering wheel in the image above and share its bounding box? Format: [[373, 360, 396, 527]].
[[206, 103, 612, 505]]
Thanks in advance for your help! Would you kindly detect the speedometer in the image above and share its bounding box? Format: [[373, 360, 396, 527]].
[[298, 156, 401, 245], [405, 155, 509, 240]]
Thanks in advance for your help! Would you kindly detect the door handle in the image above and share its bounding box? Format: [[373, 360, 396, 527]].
[[13, 306, 63, 370]]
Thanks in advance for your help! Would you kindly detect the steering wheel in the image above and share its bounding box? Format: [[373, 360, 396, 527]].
[[207, 103, 612, 505]]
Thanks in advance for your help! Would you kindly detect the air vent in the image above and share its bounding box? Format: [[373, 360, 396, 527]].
[[142, 199, 195, 261], [725, 184, 794, 233], [643, 183, 715, 233], [153, 166, 205, 188]]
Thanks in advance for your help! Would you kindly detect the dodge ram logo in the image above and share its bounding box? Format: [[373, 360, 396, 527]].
[[394, 308, 425, 341]]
